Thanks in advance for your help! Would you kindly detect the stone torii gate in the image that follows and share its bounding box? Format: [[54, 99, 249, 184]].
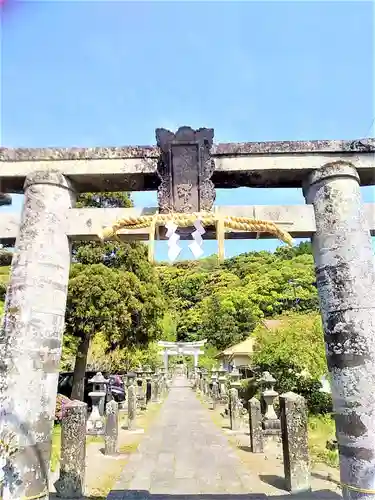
[[0, 128, 374, 499], [157, 340, 207, 372]]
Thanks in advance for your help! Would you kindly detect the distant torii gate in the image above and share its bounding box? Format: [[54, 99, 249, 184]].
[[157, 340, 207, 372]]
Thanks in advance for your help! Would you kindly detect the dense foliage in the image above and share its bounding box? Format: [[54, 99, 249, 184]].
[[0, 208, 325, 404], [67, 191, 165, 398], [252, 313, 331, 414], [156, 242, 317, 350]]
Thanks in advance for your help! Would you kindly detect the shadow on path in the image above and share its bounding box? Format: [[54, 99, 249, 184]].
[[107, 489, 342, 499]]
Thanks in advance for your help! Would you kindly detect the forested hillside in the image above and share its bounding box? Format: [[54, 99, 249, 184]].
[[156, 242, 317, 351], [0, 240, 320, 370]]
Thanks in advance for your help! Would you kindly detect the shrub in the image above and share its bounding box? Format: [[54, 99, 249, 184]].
[[238, 377, 258, 403], [0, 282, 6, 301], [0, 250, 12, 267], [253, 361, 332, 414]]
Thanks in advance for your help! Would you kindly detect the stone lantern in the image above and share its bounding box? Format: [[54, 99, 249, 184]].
[[135, 366, 146, 409], [126, 371, 137, 387], [259, 371, 280, 434], [211, 367, 218, 382], [217, 364, 228, 400], [229, 362, 241, 389], [201, 368, 209, 395], [86, 372, 109, 435]]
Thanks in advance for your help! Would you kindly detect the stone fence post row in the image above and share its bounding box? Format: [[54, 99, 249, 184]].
[[248, 391, 310, 494]]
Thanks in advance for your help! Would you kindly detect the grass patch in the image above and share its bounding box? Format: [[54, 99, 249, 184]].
[[50, 424, 62, 472], [87, 435, 103, 445], [118, 442, 139, 454], [50, 424, 107, 473], [308, 414, 338, 468], [88, 461, 127, 498]]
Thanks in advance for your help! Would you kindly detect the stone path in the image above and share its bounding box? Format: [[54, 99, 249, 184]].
[[108, 376, 341, 500]]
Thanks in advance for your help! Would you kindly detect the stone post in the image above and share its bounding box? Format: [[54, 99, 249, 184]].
[[217, 366, 227, 405], [249, 397, 264, 453], [259, 371, 281, 445], [211, 380, 219, 410], [127, 383, 137, 431], [54, 401, 87, 498], [163, 351, 168, 374], [229, 387, 241, 431], [121, 375, 128, 410], [86, 372, 108, 435], [152, 374, 160, 403], [0, 171, 75, 500], [279, 392, 310, 494], [303, 162, 375, 499], [104, 400, 119, 456], [194, 352, 198, 371]]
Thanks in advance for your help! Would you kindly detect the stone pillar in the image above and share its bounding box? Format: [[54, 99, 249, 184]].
[[194, 352, 198, 370], [0, 171, 75, 500], [163, 351, 168, 373], [303, 162, 375, 499], [249, 397, 264, 453], [54, 401, 87, 498], [229, 387, 241, 431], [127, 384, 137, 431], [152, 374, 160, 403], [279, 392, 310, 494], [104, 400, 119, 456], [211, 380, 219, 410]]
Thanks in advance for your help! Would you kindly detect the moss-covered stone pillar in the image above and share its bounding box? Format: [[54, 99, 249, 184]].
[[0, 171, 75, 500], [303, 162, 375, 499]]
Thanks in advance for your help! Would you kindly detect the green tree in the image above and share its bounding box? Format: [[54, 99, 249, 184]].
[[252, 312, 327, 379], [72, 191, 154, 280], [67, 263, 165, 400], [199, 289, 263, 350]]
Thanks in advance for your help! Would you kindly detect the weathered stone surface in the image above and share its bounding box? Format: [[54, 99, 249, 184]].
[[249, 397, 264, 453], [110, 376, 258, 495], [211, 381, 219, 410], [127, 384, 137, 430], [304, 162, 375, 499], [105, 400, 119, 456], [1, 137, 373, 193], [54, 400, 87, 498], [137, 378, 147, 411], [229, 387, 241, 431], [1, 137, 372, 161], [2, 203, 375, 246], [155, 126, 215, 214], [0, 170, 75, 500], [151, 375, 160, 403], [279, 392, 310, 493]]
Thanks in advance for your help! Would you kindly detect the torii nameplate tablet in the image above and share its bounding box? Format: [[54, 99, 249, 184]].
[[156, 126, 216, 213]]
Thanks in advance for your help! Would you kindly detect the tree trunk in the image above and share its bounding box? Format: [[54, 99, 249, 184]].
[[71, 334, 91, 401]]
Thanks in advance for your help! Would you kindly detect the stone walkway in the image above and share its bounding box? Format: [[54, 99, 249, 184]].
[[107, 376, 341, 500]]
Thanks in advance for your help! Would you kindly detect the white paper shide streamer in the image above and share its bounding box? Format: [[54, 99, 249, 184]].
[[189, 220, 205, 258], [166, 219, 206, 262], [166, 221, 181, 262]]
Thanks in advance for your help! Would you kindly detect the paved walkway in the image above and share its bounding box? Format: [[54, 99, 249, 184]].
[[108, 376, 341, 500]]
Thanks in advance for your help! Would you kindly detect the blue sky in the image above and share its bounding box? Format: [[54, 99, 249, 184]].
[[1, 1, 374, 260]]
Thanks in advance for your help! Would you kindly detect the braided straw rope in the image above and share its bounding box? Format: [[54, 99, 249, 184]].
[[99, 212, 294, 247]]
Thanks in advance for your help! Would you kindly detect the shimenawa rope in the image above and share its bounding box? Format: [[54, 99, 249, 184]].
[[98, 211, 294, 262]]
